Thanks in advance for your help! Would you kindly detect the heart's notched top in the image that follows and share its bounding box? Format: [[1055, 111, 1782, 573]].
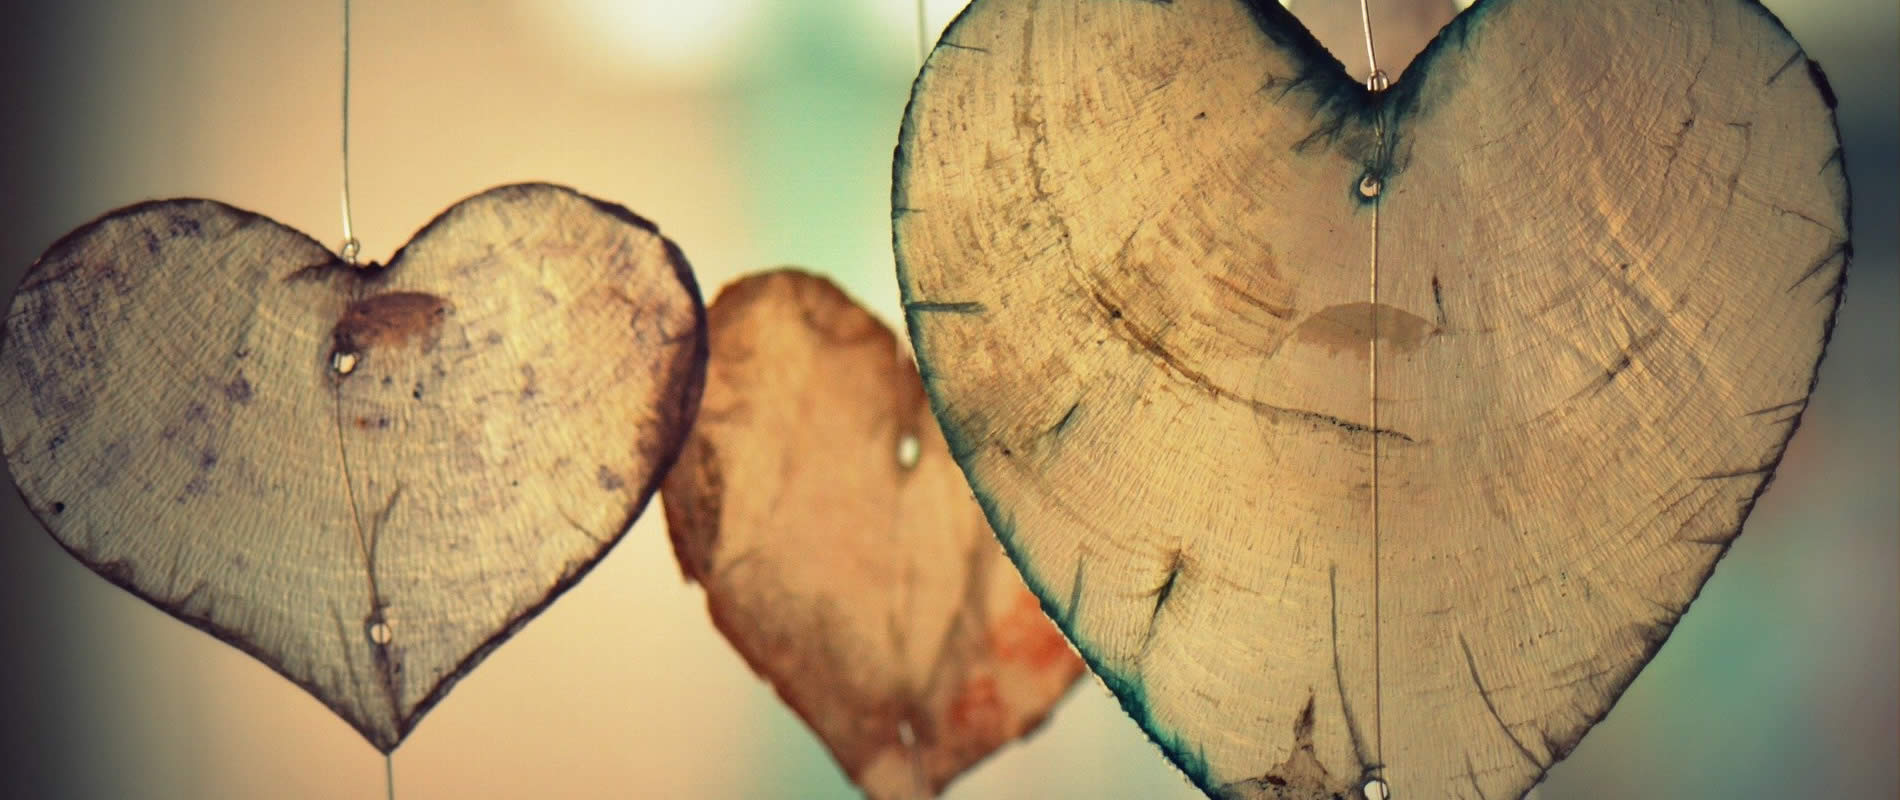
[[894, 0, 1848, 797], [0, 182, 709, 753], [329, 291, 454, 377]]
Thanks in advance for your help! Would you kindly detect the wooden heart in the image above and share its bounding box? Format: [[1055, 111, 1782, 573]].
[[892, 1, 1848, 798], [662, 270, 1084, 799], [0, 183, 707, 752]]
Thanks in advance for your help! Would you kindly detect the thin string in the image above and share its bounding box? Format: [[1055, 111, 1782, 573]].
[[1359, 0, 1387, 793], [341, 5, 380, 788], [1368, 139, 1388, 800], [339, 0, 362, 263], [1357, 0, 1381, 87], [385, 752, 396, 800], [916, 0, 930, 64]]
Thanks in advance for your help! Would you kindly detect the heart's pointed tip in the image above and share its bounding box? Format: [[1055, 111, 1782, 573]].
[[896, 0, 1845, 794], [4, 178, 708, 759]]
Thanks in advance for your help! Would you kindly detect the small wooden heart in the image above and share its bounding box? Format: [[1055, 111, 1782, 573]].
[[663, 270, 1084, 799], [893, 0, 1848, 797], [0, 183, 708, 752]]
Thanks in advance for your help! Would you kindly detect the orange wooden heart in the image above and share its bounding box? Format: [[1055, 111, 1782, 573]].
[[663, 270, 1084, 799]]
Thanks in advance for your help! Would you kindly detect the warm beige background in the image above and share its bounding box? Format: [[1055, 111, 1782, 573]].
[[0, 2, 1890, 798]]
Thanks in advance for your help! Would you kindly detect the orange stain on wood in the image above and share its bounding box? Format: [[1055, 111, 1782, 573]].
[[948, 675, 1003, 733], [990, 591, 1075, 672]]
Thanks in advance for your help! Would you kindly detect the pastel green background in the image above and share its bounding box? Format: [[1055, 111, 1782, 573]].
[[0, 1, 1890, 798]]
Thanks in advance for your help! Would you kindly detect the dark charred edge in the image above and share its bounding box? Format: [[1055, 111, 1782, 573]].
[[1512, 10, 1849, 789], [1804, 59, 1837, 108], [905, 300, 987, 315], [31, 523, 402, 752], [906, 340, 1226, 800], [1145, 550, 1185, 644], [1459, 632, 1544, 770], [0, 199, 367, 746], [938, 41, 990, 54], [366, 182, 649, 291], [1516, 11, 1850, 800], [384, 188, 711, 749], [1328, 566, 1374, 771], [2, 198, 333, 326]]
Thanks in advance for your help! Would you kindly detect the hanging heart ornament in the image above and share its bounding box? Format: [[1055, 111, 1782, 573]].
[[0, 183, 707, 751], [663, 271, 1084, 799], [892, 0, 1847, 798]]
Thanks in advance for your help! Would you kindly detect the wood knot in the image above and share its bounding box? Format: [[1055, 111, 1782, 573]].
[[330, 292, 451, 370]]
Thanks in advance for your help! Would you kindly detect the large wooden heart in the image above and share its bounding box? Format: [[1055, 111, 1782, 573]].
[[0, 183, 707, 752], [892, 0, 1848, 797], [662, 270, 1084, 799]]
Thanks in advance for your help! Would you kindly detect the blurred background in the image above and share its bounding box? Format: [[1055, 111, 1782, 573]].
[[0, 1, 1890, 798]]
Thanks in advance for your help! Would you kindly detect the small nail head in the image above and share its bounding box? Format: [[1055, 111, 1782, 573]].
[[367, 620, 393, 645], [1363, 778, 1390, 800], [332, 350, 360, 375], [1359, 174, 1383, 198], [1365, 70, 1390, 92], [340, 237, 362, 264]]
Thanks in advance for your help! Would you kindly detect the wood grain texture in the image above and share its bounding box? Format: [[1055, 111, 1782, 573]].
[[892, 1, 1848, 798], [0, 183, 708, 752], [663, 270, 1083, 800]]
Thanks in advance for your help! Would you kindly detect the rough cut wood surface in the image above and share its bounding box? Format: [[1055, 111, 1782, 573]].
[[663, 270, 1083, 799], [892, 0, 1848, 797], [0, 183, 707, 752]]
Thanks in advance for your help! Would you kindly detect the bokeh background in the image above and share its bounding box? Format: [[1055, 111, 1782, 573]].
[[0, 1, 1891, 798]]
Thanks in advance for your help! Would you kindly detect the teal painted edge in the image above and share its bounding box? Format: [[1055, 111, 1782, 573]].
[[891, 0, 1850, 797], [890, 4, 1232, 791]]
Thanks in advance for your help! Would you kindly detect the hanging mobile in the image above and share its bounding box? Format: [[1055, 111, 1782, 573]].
[[0, 0, 708, 759], [892, 0, 1848, 798]]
